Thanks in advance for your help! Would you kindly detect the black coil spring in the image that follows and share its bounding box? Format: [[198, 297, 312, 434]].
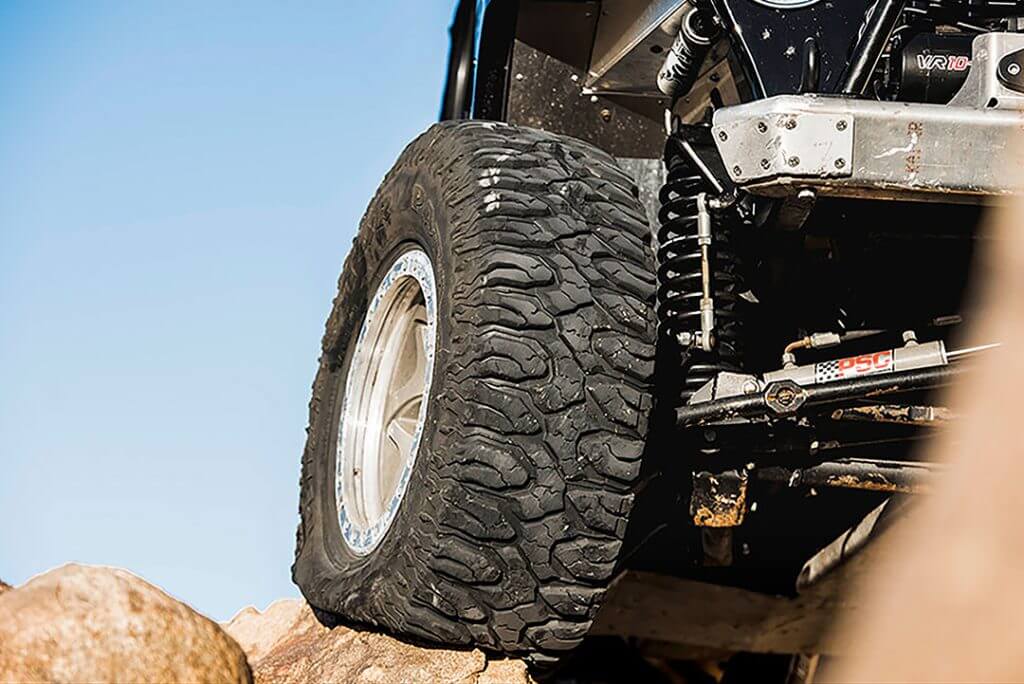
[[657, 134, 748, 404]]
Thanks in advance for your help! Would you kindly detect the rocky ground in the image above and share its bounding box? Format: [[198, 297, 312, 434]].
[[0, 565, 532, 684], [225, 598, 530, 683]]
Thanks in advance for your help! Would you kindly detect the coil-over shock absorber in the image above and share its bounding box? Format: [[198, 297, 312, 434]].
[[658, 126, 749, 404], [657, 1, 721, 98]]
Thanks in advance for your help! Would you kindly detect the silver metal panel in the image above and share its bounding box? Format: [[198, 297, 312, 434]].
[[712, 94, 1024, 201], [587, 0, 687, 90], [712, 107, 854, 184], [949, 33, 1024, 111]]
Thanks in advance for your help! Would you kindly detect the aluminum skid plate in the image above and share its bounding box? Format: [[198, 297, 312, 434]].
[[712, 34, 1024, 203]]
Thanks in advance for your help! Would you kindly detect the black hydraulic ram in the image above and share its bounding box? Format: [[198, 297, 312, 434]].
[[676, 363, 967, 427]]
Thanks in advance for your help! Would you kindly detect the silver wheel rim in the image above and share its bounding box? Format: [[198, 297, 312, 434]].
[[336, 248, 437, 555]]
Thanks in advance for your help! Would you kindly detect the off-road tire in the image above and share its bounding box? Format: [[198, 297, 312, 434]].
[[292, 121, 657, 661]]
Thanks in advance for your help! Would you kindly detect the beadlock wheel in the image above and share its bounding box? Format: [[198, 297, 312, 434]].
[[293, 121, 658, 662], [336, 248, 437, 555]]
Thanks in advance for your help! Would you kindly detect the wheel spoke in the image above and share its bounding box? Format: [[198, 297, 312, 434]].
[[386, 414, 418, 458], [389, 318, 428, 413]]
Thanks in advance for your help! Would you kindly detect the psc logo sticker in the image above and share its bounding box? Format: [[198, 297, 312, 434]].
[[815, 351, 894, 384], [838, 350, 894, 376]]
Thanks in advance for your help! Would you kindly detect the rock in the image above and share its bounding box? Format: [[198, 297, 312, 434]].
[[0, 564, 251, 684], [224, 599, 532, 684]]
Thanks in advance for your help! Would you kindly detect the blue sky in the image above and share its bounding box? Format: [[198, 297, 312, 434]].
[[0, 0, 453, 620]]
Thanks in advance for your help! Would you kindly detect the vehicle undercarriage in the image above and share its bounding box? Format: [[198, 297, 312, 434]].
[[294, 0, 1023, 679]]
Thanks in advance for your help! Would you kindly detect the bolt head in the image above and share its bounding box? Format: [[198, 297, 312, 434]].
[[787, 156, 800, 168], [1010, 63, 1022, 76], [756, 121, 768, 133], [836, 120, 848, 131], [834, 158, 846, 169], [760, 158, 770, 170], [784, 118, 797, 130], [718, 130, 728, 141], [732, 165, 742, 176]]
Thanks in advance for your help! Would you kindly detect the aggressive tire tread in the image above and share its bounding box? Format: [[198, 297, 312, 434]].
[[293, 121, 657, 661]]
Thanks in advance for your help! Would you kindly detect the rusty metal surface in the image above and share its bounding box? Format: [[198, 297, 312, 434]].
[[691, 469, 749, 527], [831, 404, 955, 425], [758, 459, 937, 494]]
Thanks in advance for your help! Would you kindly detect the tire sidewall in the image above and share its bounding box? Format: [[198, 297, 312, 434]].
[[299, 160, 457, 618]]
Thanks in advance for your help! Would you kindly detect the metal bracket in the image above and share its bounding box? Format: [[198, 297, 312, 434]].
[[949, 33, 1024, 111], [712, 109, 854, 185]]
